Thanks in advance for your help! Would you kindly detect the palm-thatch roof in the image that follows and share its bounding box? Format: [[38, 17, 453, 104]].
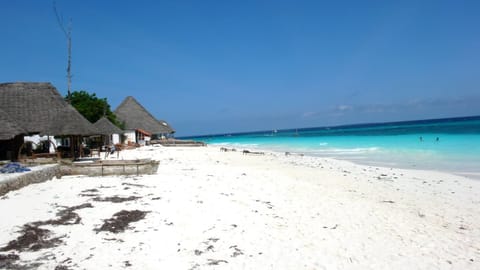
[[0, 108, 27, 140], [157, 119, 175, 134], [93, 117, 123, 135], [0, 82, 98, 136], [114, 96, 175, 134]]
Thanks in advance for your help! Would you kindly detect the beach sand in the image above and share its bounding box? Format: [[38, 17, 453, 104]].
[[0, 146, 479, 269]]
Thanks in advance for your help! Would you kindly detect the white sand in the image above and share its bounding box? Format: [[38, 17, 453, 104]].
[[0, 145, 479, 269]]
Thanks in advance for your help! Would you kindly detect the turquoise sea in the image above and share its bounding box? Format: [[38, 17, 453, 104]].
[[189, 116, 480, 177]]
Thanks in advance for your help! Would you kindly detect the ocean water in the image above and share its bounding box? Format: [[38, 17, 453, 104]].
[[191, 116, 480, 176]]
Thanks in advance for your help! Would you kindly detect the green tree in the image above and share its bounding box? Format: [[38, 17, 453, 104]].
[[68, 90, 123, 128]]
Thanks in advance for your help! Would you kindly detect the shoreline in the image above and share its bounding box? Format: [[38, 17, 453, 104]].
[[209, 143, 480, 181], [1, 145, 479, 269]]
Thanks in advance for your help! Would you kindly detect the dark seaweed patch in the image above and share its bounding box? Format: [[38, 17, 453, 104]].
[[92, 196, 141, 203], [0, 225, 63, 252], [32, 203, 93, 226], [95, 210, 148, 233]]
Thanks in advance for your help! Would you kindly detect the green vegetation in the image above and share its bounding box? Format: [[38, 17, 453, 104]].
[[68, 90, 123, 128]]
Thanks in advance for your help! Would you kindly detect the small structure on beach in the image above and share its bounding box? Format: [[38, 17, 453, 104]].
[[0, 82, 98, 160], [92, 117, 123, 146], [114, 96, 174, 145], [0, 109, 28, 160]]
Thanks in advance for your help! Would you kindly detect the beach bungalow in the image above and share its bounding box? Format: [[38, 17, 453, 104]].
[[114, 96, 174, 145], [0, 109, 28, 160], [0, 82, 98, 160], [92, 117, 123, 146]]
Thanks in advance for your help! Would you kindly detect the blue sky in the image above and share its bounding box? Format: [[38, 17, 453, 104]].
[[1, 1, 479, 136]]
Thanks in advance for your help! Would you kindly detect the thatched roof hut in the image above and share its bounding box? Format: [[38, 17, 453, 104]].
[[93, 117, 123, 135], [157, 119, 175, 134], [114, 96, 174, 135], [0, 109, 27, 140], [0, 82, 97, 136]]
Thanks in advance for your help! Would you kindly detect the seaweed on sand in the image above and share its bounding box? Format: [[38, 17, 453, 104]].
[[0, 253, 20, 269], [0, 225, 63, 252], [92, 196, 141, 203], [32, 203, 93, 226], [0, 203, 93, 253], [95, 210, 148, 233]]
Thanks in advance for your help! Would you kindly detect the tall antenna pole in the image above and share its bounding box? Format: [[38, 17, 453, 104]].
[[53, 1, 72, 103]]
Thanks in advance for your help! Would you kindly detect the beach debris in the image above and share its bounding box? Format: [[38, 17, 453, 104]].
[[0, 253, 20, 269], [0, 254, 42, 270], [95, 210, 148, 233], [284, 152, 304, 157], [189, 263, 201, 270], [220, 147, 236, 152], [255, 199, 274, 209], [194, 238, 221, 256], [55, 265, 71, 270], [229, 245, 244, 257], [0, 203, 94, 267], [102, 237, 124, 242], [79, 193, 98, 197], [79, 189, 100, 197], [81, 188, 99, 193], [207, 238, 219, 243], [381, 200, 395, 204], [0, 225, 63, 252], [207, 259, 228, 265], [92, 196, 141, 203], [242, 150, 265, 155], [0, 163, 31, 174], [32, 203, 93, 226], [122, 182, 149, 188]]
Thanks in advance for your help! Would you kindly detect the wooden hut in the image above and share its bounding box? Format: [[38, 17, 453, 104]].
[[114, 96, 174, 145], [0, 82, 98, 160]]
